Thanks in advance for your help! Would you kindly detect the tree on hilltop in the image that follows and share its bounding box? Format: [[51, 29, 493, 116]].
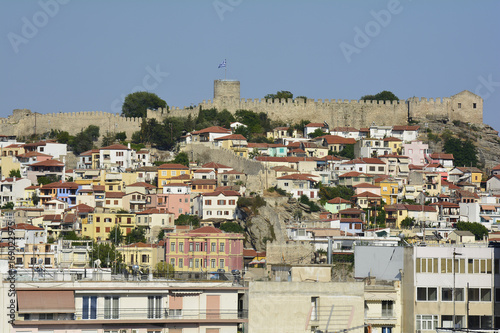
[[265, 91, 293, 101], [122, 91, 167, 118], [361, 91, 399, 102]]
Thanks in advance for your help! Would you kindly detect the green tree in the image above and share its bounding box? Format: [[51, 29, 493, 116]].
[[318, 185, 354, 204], [60, 231, 80, 240], [1, 202, 14, 210], [443, 138, 478, 167], [219, 221, 244, 233], [295, 96, 308, 102], [456, 222, 489, 240], [122, 91, 167, 118], [9, 169, 21, 178], [400, 217, 415, 229], [125, 227, 147, 244], [175, 214, 200, 228], [265, 91, 293, 100], [361, 91, 399, 101], [155, 261, 174, 278], [309, 128, 326, 138], [109, 226, 124, 245], [215, 109, 235, 128], [157, 229, 165, 242], [37, 175, 60, 185], [115, 132, 127, 142], [171, 152, 190, 167], [333, 144, 354, 159], [88, 243, 123, 269], [31, 192, 40, 206], [101, 132, 116, 147]]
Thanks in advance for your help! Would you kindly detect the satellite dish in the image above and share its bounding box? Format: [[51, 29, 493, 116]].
[[38, 258, 44, 264], [132, 265, 139, 271]]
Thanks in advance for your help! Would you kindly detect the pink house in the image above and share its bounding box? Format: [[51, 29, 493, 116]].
[[147, 183, 191, 218], [402, 140, 430, 166], [164, 226, 244, 272]]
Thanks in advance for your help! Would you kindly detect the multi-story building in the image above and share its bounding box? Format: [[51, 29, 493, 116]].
[[76, 149, 100, 169], [276, 173, 319, 199], [192, 190, 240, 220], [5, 279, 247, 333], [148, 182, 191, 218], [83, 211, 136, 241], [164, 226, 244, 273], [402, 140, 430, 166], [157, 163, 191, 190], [99, 144, 134, 171], [0, 176, 31, 206]]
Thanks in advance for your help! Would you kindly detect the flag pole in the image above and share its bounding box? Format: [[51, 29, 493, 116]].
[[225, 59, 227, 80]]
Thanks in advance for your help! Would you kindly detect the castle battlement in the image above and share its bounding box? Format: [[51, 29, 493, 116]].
[[1, 82, 483, 139]]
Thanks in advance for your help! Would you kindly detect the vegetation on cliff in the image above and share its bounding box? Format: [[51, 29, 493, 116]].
[[122, 91, 167, 118]]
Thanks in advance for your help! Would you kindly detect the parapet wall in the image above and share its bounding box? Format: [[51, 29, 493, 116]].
[[0, 109, 141, 139], [155, 90, 482, 127]]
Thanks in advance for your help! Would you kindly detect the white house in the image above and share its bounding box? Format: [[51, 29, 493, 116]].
[[193, 190, 240, 220], [0, 223, 46, 248], [391, 125, 420, 142], [276, 173, 319, 199], [304, 122, 329, 138], [0, 177, 32, 206], [99, 144, 134, 171]]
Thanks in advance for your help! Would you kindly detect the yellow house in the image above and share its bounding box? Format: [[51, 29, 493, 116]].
[[83, 211, 137, 241], [384, 204, 408, 229], [214, 134, 249, 158], [383, 137, 403, 154], [117, 242, 161, 270], [157, 163, 191, 190], [19, 185, 39, 207], [0, 156, 22, 179], [376, 177, 400, 205]]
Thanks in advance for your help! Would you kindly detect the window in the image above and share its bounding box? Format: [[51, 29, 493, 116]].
[[211, 259, 216, 268], [39, 313, 54, 320], [205, 200, 212, 205], [220, 243, 225, 252], [104, 296, 119, 319], [195, 259, 199, 268], [381, 301, 393, 317], [417, 287, 437, 301], [45, 258, 51, 265], [179, 243, 184, 252], [170, 258, 175, 267], [311, 297, 319, 321], [442, 315, 465, 329], [178, 258, 183, 268], [142, 254, 148, 263], [211, 243, 216, 252], [416, 258, 438, 273], [416, 314, 438, 330], [378, 166, 384, 172], [196, 243, 200, 251], [369, 166, 376, 172], [458, 103, 462, 108], [189, 243, 194, 251], [189, 259, 193, 268], [473, 103, 477, 109], [284, 182, 289, 187], [219, 259, 224, 268], [469, 288, 491, 302], [82, 296, 97, 319], [469, 315, 493, 329], [171, 242, 175, 252], [148, 296, 162, 319]]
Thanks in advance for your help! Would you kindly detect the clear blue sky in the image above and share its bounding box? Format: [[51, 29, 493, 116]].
[[1, 0, 499, 129]]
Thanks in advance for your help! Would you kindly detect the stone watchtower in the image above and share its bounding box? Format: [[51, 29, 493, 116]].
[[214, 80, 240, 100]]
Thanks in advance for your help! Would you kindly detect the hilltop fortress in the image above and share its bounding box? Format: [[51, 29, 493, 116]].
[[0, 80, 483, 139]]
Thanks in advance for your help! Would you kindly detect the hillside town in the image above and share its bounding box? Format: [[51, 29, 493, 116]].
[[1, 94, 500, 333]]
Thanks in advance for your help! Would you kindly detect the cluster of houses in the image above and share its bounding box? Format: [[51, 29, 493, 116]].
[[2, 120, 500, 332]]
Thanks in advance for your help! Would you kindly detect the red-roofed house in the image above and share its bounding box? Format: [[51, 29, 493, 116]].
[[427, 153, 454, 169], [190, 126, 232, 143], [276, 173, 319, 199], [99, 144, 133, 171], [26, 159, 65, 184], [214, 134, 248, 157], [339, 158, 387, 175], [0, 223, 46, 247], [165, 225, 244, 273], [136, 208, 175, 242], [315, 135, 356, 153], [324, 197, 352, 215], [304, 122, 329, 138], [147, 183, 191, 218], [352, 191, 382, 209], [158, 163, 191, 190], [391, 125, 420, 142], [192, 190, 241, 220]]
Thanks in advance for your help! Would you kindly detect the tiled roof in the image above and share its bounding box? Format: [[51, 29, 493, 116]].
[[100, 144, 130, 150], [192, 126, 231, 134], [353, 183, 378, 188], [318, 135, 356, 145], [392, 125, 420, 131], [158, 163, 189, 170], [214, 134, 247, 141], [30, 159, 64, 167], [1, 223, 43, 231], [190, 226, 223, 234], [203, 190, 241, 197], [353, 191, 382, 198], [106, 192, 125, 198], [430, 153, 454, 160], [327, 197, 351, 204], [201, 162, 231, 169], [277, 173, 318, 181], [127, 182, 156, 189]]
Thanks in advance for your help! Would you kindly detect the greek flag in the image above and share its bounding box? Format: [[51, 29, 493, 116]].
[[218, 59, 226, 68]]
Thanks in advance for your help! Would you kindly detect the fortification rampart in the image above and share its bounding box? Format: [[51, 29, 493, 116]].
[[151, 83, 483, 127], [2, 81, 483, 140], [0, 109, 141, 139]]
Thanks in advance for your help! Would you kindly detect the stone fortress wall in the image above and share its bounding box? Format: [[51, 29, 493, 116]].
[[0, 109, 142, 139], [153, 80, 483, 127], [0, 80, 483, 140]]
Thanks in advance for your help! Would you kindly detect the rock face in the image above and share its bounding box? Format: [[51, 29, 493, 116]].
[[423, 120, 500, 170], [241, 196, 321, 251]]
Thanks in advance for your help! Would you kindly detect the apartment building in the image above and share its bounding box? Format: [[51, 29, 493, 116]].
[[4, 279, 247, 333]]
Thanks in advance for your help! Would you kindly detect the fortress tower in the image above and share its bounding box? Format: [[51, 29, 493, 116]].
[[214, 80, 240, 100]]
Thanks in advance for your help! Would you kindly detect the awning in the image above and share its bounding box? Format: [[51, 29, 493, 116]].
[[481, 215, 492, 221], [364, 292, 397, 301], [17, 290, 75, 314], [481, 205, 496, 211], [399, 165, 409, 172], [169, 290, 202, 296]]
